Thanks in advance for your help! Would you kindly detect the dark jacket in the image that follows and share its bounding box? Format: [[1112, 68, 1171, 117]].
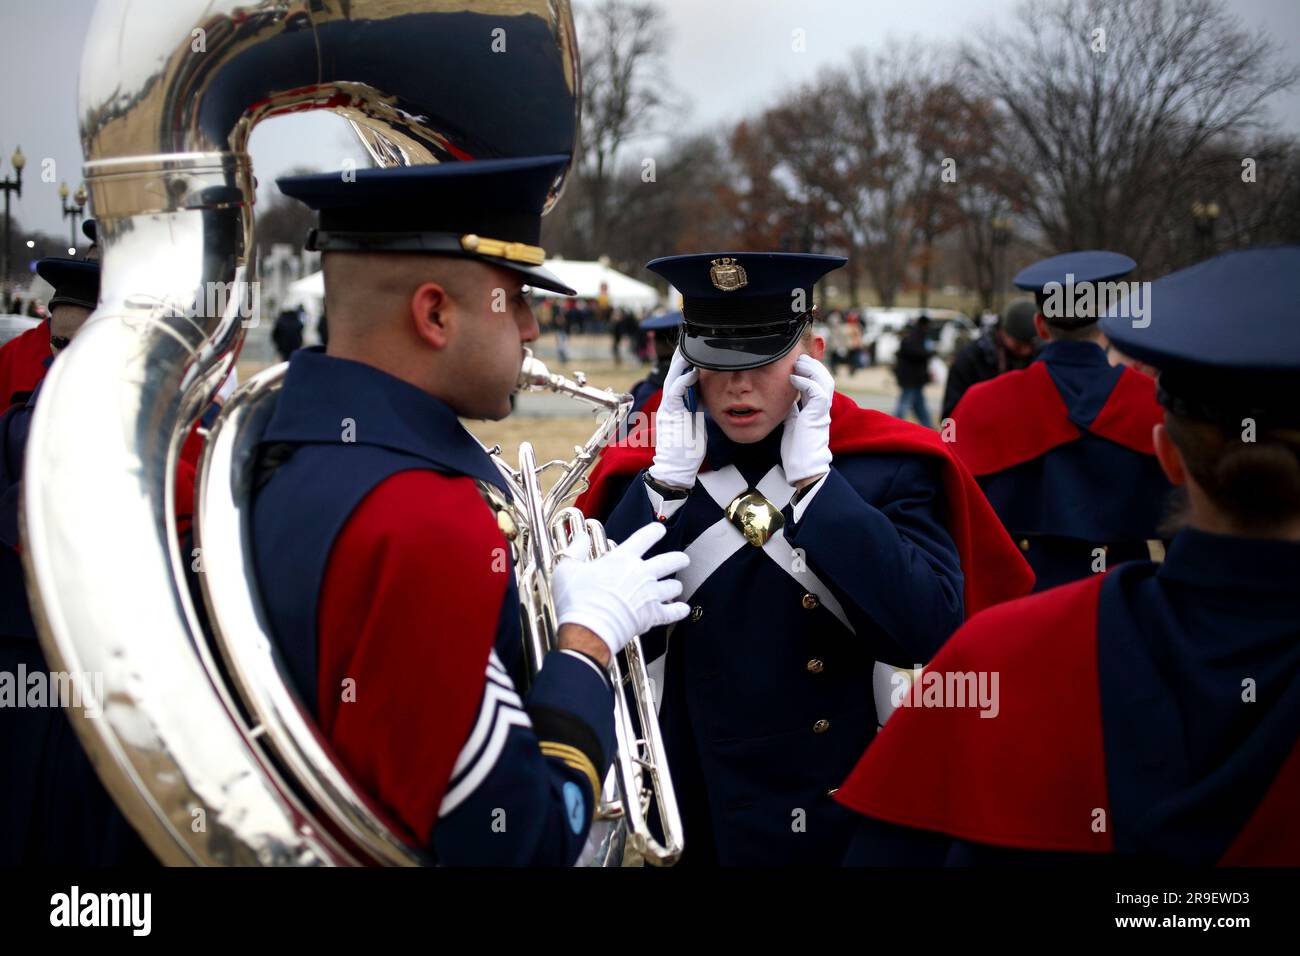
[[894, 324, 933, 389], [941, 333, 1035, 420]]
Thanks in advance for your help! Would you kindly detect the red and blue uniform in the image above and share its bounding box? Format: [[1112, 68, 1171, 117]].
[[836, 529, 1300, 865], [249, 349, 615, 865], [0, 320, 51, 410], [579, 392, 1033, 865], [950, 339, 1171, 590], [0, 368, 164, 867]]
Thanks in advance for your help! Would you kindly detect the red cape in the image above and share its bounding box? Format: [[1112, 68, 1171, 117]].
[[0, 321, 51, 409], [577, 390, 1034, 618], [835, 575, 1114, 853], [950, 362, 1163, 476], [833, 572, 1300, 863]]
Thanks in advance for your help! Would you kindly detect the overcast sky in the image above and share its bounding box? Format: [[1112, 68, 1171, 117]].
[[2, 0, 1298, 236]]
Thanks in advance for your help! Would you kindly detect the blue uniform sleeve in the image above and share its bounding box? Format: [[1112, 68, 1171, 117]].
[[602, 468, 691, 551], [431, 647, 616, 866], [783, 456, 964, 661]]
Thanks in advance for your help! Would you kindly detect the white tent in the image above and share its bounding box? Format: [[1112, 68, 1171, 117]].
[[283, 258, 662, 314], [531, 259, 661, 311], [284, 270, 325, 317]]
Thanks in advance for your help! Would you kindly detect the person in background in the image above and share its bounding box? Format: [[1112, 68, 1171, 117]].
[[941, 298, 1039, 420], [628, 309, 682, 415], [1, 255, 160, 866], [947, 251, 1171, 591], [272, 305, 305, 361], [893, 313, 934, 428]]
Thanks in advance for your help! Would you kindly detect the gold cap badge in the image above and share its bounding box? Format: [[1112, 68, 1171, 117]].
[[709, 257, 748, 292]]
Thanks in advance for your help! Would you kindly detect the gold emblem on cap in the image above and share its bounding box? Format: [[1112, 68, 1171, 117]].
[[725, 488, 783, 548], [709, 257, 748, 292]]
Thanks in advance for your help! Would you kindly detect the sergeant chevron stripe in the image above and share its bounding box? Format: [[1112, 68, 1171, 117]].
[[439, 650, 532, 816]]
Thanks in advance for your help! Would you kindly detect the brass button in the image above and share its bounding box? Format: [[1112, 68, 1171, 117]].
[[806, 659, 824, 674], [496, 510, 517, 541], [812, 719, 830, 734], [690, 605, 704, 623], [1018, 538, 1030, 551], [801, 592, 820, 610]]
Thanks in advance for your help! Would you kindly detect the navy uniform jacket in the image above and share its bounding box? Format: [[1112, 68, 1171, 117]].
[[0, 382, 154, 867], [600, 418, 964, 865], [250, 349, 616, 865], [838, 529, 1300, 865], [950, 340, 1172, 590]]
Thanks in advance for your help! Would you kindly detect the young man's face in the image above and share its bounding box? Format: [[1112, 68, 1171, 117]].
[[697, 334, 825, 444], [449, 263, 540, 420]]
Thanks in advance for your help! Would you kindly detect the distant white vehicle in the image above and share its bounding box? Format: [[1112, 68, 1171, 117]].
[[864, 307, 975, 365], [0, 314, 41, 347]]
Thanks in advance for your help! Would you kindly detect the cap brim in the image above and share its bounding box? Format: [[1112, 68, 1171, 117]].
[[679, 324, 804, 371], [47, 295, 97, 311], [487, 258, 575, 296]]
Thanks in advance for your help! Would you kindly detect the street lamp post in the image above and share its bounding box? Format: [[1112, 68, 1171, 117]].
[[59, 182, 88, 252], [991, 216, 1012, 313], [1, 146, 26, 289], [1191, 201, 1220, 261]]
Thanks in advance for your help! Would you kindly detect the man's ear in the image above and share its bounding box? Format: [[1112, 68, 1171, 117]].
[[808, 334, 826, 361], [1153, 422, 1187, 486], [1033, 312, 1051, 341], [411, 281, 452, 350]]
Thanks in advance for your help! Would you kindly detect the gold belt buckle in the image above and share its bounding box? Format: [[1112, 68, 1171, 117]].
[[725, 489, 784, 548]]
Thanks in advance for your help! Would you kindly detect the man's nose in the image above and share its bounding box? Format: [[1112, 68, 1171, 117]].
[[518, 303, 540, 343]]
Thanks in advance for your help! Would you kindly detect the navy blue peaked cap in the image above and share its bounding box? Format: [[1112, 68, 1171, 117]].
[[640, 310, 683, 331], [36, 257, 100, 310], [1102, 246, 1300, 426], [646, 252, 846, 370], [1014, 250, 1137, 292], [1015, 250, 1137, 329], [277, 156, 576, 295]]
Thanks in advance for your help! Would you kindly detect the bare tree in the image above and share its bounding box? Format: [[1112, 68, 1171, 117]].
[[964, 0, 1298, 272], [572, 0, 679, 258], [758, 49, 938, 307]]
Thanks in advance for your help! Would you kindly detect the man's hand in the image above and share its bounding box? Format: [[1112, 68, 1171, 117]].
[[552, 521, 690, 659], [780, 354, 834, 485], [648, 350, 705, 491]]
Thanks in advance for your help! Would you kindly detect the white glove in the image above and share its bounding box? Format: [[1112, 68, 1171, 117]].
[[648, 350, 705, 490], [780, 354, 834, 485], [553, 521, 690, 657]]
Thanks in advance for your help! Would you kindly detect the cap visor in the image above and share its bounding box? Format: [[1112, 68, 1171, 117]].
[[679, 327, 803, 371], [485, 258, 575, 296]]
